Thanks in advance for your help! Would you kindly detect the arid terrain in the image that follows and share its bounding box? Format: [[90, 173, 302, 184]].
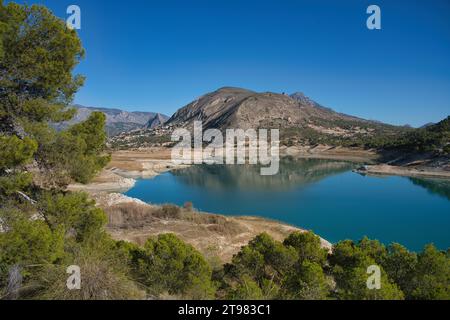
[[355, 163, 450, 179], [94, 192, 330, 263]]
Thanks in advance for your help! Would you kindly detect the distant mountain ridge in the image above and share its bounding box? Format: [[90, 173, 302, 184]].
[[146, 113, 169, 129], [56, 105, 169, 136], [111, 87, 406, 148]]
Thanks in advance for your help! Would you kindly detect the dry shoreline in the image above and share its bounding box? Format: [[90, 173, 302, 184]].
[[68, 147, 341, 261], [354, 164, 450, 179], [95, 192, 331, 263], [68, 145, 381, 194], [281, 145, 379, 163], [68, 148, 189, 193], [68, 146, 450, 194], [285, 145, 450, 180], [67, 146, 448, 262]]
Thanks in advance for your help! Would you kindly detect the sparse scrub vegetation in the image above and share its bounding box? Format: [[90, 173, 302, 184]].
[[104, 201, 245, 236], [153, 204, 182, 219], [365, 116, 450, 155]]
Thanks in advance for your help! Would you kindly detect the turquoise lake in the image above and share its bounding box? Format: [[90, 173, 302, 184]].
[[124, 158, 450, 251]]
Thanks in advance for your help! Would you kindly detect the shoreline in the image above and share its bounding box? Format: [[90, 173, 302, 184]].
[[281, 145, 379, 163], [68, 145, 384, 194], [93, 192, 332, 263], [69, 146, 449, 195], [68, 148, 190, 193], [67, 146, 448, 261], [354, 164, 450, 179], [69, 147, 352, 261]]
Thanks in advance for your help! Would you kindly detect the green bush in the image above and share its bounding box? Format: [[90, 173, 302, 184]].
[[283, 231, 328, 266], [127, 233, 215, 299]]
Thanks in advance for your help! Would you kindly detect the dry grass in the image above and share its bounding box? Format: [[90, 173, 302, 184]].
[[105, 202, 156, 229], [106, 148, 174, 171], [152, 204, 183, 220], [100, 200, 307, 263], [104, 202, 244, 237], [36, 250, 145, 300]]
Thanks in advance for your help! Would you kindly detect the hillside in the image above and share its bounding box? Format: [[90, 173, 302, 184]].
[[360, 116, 450, 171], [111, 87, 405, 148], [165, 87, 376, 130], [376, 116, 450, 154], [55, 105, 168, 136]]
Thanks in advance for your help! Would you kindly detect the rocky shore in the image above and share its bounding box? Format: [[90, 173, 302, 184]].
[[355, 164, 450, 179]]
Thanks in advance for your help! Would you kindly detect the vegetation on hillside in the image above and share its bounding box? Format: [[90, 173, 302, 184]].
[[366, 116, 450, 155], [212, 232, 449, 300], [0, 1, 123, 299], [281, 115, 449, 158], [280, 115, 405, 147]]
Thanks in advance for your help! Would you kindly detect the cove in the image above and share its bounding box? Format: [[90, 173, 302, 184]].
[[124, 158, 450, 251]]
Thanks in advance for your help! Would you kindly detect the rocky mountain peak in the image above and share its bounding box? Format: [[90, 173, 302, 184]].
[[146, 113, 169, 129], [55, 105, 169, 136]]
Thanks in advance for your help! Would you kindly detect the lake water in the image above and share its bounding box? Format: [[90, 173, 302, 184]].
[[124, 158, 450, 251]]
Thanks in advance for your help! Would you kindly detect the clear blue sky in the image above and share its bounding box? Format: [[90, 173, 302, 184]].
[[10, 0, 450, 127]]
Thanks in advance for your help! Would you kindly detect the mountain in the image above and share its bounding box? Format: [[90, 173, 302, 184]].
[[420, 122, 435, 129], [383, 116, 449, 154], [289, 92, 353, 115], [164, 87, 403, 142], [166, 87, 379, 129], [55, 105, 169, 136], [111, 87, 406, 148], [145, 113, 169, 129], [290, 92, 327, 110]]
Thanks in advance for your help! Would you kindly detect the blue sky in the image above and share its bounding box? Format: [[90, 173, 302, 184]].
[[10, 0, 450, 127]]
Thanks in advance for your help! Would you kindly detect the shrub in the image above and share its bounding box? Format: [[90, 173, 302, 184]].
[[35, 242, 145, 300], [127, 233, 215, 299], [152, 204, 182, 219], [184, 201, 194, 211], [283, 231, 328, 266]]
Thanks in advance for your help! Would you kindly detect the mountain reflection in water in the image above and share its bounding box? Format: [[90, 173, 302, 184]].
[[171, 158, 357, 192]]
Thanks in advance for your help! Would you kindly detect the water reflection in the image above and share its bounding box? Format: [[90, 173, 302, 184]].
[[409, 177, 450, 201], [171, 158, 356, 192], [125, 158, 450, 250]]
